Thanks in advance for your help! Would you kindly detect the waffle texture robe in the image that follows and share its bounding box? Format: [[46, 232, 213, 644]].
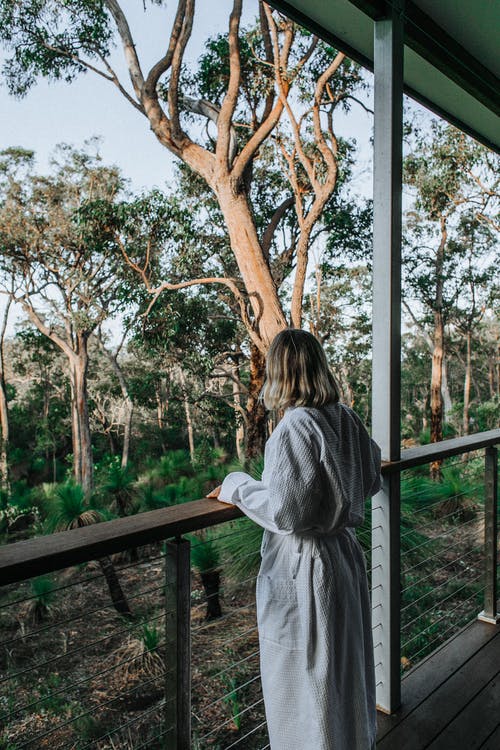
[[219, 403, 381, 750]]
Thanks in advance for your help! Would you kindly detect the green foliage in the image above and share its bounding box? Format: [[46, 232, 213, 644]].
[[73, 714, 110, 743], [95, 456, 137, 516], [139, 623, 161, 653], [190, 531, 221, 574], [30, 575, 55, 608], [28, 575, 56, 623], [36, 673, 73, 716], [0, 1, 113, 97], [154, 450, 192, 483], [43, 482, 106, 533], [135, 482, 177, 512], [401, 463, 480, 521], [472, 396, 500, 432], [221, 675, 242, 731]]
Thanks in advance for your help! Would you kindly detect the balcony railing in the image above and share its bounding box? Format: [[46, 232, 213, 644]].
[[0, 428, 498, 748]]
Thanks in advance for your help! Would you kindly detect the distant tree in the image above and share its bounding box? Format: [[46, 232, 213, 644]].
[[8, 325, 71, 484], [307, 261, 372, 421], [95, 324, 137, 469], [129, 284, 239, 455], [0, 144, 135, 494], [0, 0, 369, 453], [403, 120, 499, 472], [447, 213, 498, 435], [0, 289, 12, 491]]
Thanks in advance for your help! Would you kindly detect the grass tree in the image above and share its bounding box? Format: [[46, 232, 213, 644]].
[[45, 481, 132, 618]]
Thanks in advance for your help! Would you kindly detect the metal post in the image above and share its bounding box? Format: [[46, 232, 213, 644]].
[[371, 0, 404, 715], [165, 537, 191, 749], [478, 446, 499, 625]]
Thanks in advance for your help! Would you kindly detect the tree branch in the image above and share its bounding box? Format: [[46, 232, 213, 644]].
[[216, 0, 242, 171], [104, 0, 145, 99], [15, 296, 75, 361], [168, 0, 195, 139], [231, 5, 295, 184], [261, 196, 294, 260], [144, 0, 188, 96]]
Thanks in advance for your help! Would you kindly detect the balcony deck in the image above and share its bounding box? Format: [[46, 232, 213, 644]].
[[377, 617, 500, 750]]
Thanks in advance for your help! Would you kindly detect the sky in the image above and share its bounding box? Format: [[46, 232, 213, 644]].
[[0, 0, 374, 192], [0, 0, 375, 334]]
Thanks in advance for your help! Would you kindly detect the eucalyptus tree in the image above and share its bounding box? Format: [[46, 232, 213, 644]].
[[0, 145, 135, 494], [0, 290, 12, 491], [403, 121, 499, 464], [447, 213, 499, 435], [0, 0, 368, 453], [129, 281, 239, 456], [8, 325, 71, 484]]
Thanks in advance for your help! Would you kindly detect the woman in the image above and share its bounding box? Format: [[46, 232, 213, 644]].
[[213, 329, 381, 750]]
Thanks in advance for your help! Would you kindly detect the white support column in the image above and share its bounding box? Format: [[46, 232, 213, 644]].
[[371, 0, 404, 715]]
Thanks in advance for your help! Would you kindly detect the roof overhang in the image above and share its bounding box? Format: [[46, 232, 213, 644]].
[[270, 0, 500, 153]]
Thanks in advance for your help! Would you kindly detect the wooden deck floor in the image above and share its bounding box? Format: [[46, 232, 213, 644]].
[[377, 619, 500, 750]]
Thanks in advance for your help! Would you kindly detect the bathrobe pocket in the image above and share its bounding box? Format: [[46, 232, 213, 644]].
[[256, 574, 304, 650]]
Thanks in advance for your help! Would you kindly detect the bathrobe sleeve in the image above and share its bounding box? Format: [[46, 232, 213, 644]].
[[219, 412, 326, 535]]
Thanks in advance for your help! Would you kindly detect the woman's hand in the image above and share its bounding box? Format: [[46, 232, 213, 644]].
[[206, 484, 234, 505], [206, 485, 222, 499]]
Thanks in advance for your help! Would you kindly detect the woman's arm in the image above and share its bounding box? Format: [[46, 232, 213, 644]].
[[218, 416, 325, 534]]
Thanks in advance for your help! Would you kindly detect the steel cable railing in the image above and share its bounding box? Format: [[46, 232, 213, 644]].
[[189, 520, 266, 750], [1, 432, 498, 748], [399, 453, 490, 670], [0, 540, 174, 749]]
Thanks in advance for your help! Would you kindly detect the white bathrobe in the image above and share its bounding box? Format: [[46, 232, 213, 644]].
[[220, 403, 381, 750]]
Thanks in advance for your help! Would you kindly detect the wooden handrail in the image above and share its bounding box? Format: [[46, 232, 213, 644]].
[[1, 429, 498, 587], [0, 500, 242, 586], [381, 428, 500, 473]]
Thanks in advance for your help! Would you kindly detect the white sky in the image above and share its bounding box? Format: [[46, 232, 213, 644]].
[[0, 0, 375, 335]]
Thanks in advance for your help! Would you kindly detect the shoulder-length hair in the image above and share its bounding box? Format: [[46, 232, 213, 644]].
[[262, 329, 340, 410]]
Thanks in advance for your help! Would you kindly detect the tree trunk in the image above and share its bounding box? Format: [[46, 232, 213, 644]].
[[121, 397, 133, 469], [0, 382, 9, 492], [200, 569, 222, 621], [430, 217, 447, 481], [0, 297, 11, 492], [232, 364, 245, 464], [441, 357, 453, 420], [98, 556, 132, 619], [245, 344, 267, 459], [99, 339, 134, 469], [216, 187, 287, 348], [430, 309, 444, 479], [73, 341, 94, 495], [155, 378, 168, 429], [69, 366, 82, 486], [178, 369, 195, 461], [463, 329, 472, 436]]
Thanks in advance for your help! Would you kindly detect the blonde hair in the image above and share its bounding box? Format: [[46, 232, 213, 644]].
[[262, 329, 339, 410]]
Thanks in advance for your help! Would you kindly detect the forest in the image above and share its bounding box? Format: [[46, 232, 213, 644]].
[[0, 0, 498, 747]]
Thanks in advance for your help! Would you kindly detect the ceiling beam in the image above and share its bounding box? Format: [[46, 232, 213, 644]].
[[270, 0, 500, 141]]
